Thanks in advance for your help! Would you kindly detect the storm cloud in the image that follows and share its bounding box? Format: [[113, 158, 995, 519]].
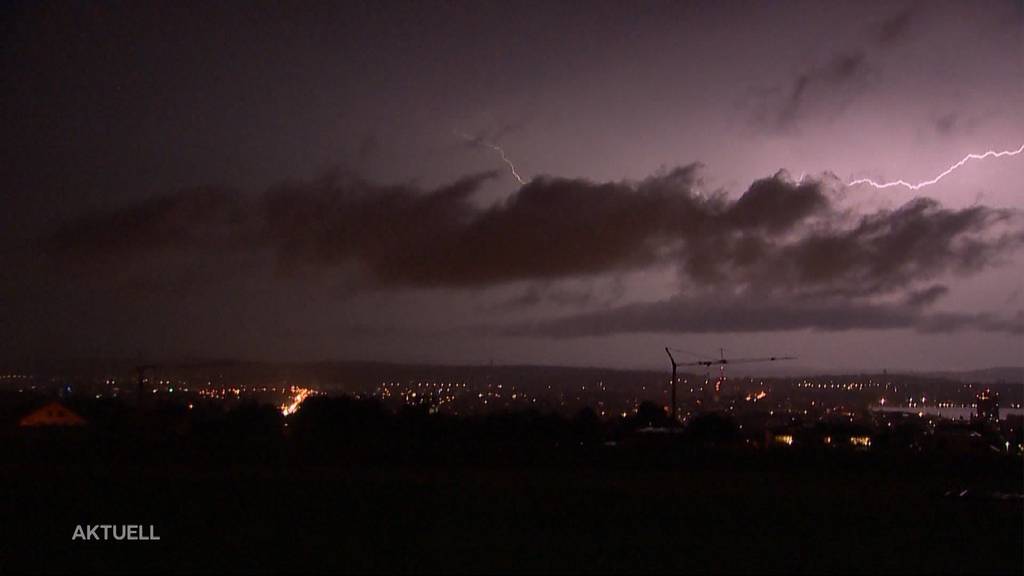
[[504, 294, 1024, 338], [3, 1, 1021, 368], [45, 165, 830, 288], [753, 5, 924, 132], [39, 162, 1024, 336], [772, 51, 872, 130]]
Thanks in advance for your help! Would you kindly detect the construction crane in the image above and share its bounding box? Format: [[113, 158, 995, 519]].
[[665, 347, 795, 422]]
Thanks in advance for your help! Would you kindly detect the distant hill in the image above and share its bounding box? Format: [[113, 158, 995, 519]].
[[921, 367, 1024, 384], [3, 358, 1021, 385]]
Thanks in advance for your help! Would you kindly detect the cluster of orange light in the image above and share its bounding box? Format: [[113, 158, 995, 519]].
[[374, 381, 544, 412], [744, 390, 768, 402], [280, 386, 318, 416], [197, 387, 244, 400], [774, 434, 871, 448]]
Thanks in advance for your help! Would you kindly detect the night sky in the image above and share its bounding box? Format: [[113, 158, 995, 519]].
[[2, 0, 1022, 371]]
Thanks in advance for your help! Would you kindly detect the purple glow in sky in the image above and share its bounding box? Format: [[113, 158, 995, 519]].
[[1, 0, 1022, 371]]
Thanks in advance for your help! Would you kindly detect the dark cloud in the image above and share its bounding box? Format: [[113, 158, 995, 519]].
[[458, 122, 524, 147], [772, 51, 871, 130], [259, 166, 700, 286], [504, 295, 1024, 338], [39, 164, 1023, 334], [44, 164, 828, 288], [724, 172, 830, 232], [720, 197, 1021, 299], [487, 285, 597, 312], [916, 310, 1024, 335], [1007, 286, 1023, 305], [48, 188, 250, 259], [507, 295, 925, 337], [34, 189, 259, 296], [754, 8, 921, 132], [934, 112, 958, 135], [876, 7, 916, 46], [932, 111, 969, 137], [904, 284, 950, 307]]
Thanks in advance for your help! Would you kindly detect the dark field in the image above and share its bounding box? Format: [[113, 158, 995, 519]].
[[2, 452, 1021, 574]]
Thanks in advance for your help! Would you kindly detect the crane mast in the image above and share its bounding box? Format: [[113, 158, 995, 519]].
[[665, 348, 678, 424], [664, 347, 796, 422]]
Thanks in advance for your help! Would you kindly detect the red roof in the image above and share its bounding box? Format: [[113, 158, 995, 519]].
[[19, 402, 87, 427]]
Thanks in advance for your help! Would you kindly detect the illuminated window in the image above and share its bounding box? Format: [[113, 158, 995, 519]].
[[849, 436, 871, 447]]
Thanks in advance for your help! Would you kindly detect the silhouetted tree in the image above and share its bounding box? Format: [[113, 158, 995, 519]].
[[572, 406, 603, 439], [685, 412, 738, 445], [629, 401, 671, 429]]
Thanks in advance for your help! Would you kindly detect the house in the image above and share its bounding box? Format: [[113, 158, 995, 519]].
[[19, 402, 87, 427]]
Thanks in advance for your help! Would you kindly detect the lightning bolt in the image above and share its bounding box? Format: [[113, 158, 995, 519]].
[[483, 141, 526, 185], [456, 130, 526, 185], [848, 143, 1024, 191]]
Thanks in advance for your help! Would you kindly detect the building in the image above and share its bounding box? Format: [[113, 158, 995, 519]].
[[975, 390, 999, 423], [19, 402, 87, 427]]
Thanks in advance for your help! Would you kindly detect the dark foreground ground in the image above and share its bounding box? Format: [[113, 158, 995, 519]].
[[1, 451, 1021, 574]]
